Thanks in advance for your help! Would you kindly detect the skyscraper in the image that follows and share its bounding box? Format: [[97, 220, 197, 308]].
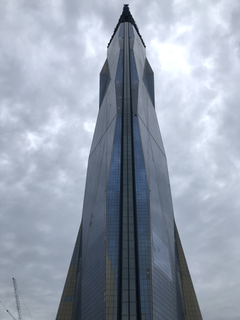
[[56, 5, 202, 320]]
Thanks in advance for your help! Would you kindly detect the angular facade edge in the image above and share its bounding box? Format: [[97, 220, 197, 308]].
[[174, 221, 203, 320]]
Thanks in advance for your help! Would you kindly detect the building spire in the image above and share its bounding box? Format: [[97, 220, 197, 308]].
[[107, 5, 145, 48], [119, 4, 133, 23]]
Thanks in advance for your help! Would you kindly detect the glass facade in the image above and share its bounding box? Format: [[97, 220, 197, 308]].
[[56, 5, 202, 320]]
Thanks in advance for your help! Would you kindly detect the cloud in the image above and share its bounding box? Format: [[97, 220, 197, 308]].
[[0, 1, 240, 320]]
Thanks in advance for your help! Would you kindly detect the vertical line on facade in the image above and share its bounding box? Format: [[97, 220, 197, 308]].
[[121, 22, 138, 320]]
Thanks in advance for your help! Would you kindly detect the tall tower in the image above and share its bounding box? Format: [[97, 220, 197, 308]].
[[56, 5, 203, 320]]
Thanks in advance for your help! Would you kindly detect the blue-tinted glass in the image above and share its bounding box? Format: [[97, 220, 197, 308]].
[[79, 25, 122, 320], [143, 58, 155, 108], [64, 296, 73, 302], [100, 59, 111, 107]]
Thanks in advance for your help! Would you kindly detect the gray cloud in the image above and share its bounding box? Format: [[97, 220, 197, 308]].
[[0, 1, 240, 319]]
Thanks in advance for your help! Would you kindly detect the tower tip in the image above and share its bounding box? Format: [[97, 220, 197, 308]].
[[107, 5, 145, 48], [120, 4, 133, 23]]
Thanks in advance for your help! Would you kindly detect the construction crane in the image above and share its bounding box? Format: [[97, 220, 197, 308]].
[[1, 278, 32, 320], [12, 278, 22, 320], [0, 301, 17, 320], [7, 309, 18, 320]]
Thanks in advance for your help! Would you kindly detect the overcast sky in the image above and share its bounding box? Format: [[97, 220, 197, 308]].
[[0, 0, 240, 319]]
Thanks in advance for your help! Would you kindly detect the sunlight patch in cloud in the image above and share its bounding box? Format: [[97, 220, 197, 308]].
[[152, 39, 191, 75], [84, 121, 95, 133], [78, 17, 104, 59], [45, 109, 66, 135], [26, 132, 44, 150]]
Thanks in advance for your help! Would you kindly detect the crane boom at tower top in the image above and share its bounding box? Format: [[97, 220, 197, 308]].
[[12, 278, 22, 320]]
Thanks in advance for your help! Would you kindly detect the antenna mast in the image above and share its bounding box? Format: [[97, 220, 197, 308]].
[[12, 278, 23, 320]]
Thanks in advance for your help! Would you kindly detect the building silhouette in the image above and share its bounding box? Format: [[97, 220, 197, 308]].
[[56, 5, 203, 320]]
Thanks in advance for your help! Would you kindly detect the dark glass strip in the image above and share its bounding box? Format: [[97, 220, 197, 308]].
[[121, 22, 138, 320]]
